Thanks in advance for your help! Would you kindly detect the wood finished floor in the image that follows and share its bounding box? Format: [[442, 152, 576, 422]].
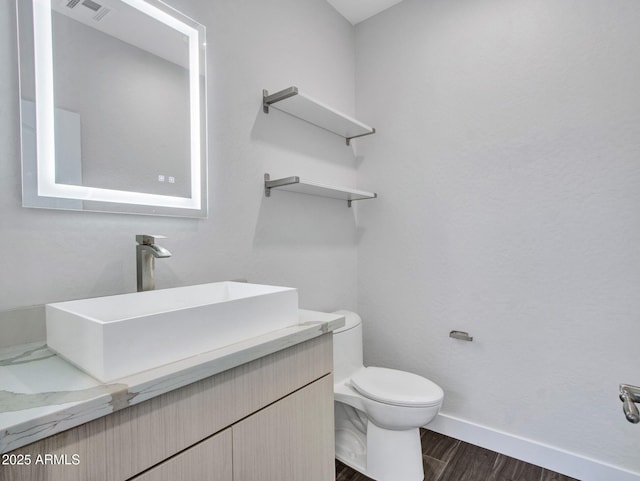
[[335, 429, 580, 481]]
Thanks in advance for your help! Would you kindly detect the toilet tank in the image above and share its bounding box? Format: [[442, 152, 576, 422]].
[[333, 310, 364, 384]]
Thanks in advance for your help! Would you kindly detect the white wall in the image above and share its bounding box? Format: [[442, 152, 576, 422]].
[[355, 0, 640, 478], [0, 0, 359, 312]]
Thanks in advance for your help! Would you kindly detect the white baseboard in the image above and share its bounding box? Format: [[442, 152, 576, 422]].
[[427, 413, 640, 481]]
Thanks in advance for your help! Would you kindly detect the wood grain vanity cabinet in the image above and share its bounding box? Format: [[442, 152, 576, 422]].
[[1, 334, 335, 481], [130, 429, 233, 481]]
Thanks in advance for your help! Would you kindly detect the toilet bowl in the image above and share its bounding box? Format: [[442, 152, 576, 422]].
[[333, 310, 443, 481]]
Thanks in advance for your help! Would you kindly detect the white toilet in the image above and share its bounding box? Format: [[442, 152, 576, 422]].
[[333, 310, 444, 481]]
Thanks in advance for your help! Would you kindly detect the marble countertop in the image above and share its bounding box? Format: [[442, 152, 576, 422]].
[[0, 309, 344, 454]]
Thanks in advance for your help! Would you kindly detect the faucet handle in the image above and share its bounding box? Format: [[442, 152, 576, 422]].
[[136, 234, 167, 245]]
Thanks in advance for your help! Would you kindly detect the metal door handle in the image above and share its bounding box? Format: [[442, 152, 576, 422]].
[[619, 384, 640, 424]]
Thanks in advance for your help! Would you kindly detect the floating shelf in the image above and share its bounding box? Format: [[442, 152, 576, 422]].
[[264, 174, 377, 207], [263, 87, 375, 145]]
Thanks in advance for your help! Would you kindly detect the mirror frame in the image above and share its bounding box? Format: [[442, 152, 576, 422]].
[[17, 0, 208, 217]]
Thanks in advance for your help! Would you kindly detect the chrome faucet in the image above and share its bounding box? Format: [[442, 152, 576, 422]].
[[136, 234, 171, 292]]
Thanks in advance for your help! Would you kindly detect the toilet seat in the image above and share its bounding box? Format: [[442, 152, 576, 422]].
[[350, 367, 443, 408]]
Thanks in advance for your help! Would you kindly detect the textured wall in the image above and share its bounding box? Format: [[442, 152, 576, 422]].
[[0, 0, 359, 312], [355, 0, 640, 476]]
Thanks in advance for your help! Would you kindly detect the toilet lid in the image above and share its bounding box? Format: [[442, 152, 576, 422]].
[[350, 367, 444, 408]]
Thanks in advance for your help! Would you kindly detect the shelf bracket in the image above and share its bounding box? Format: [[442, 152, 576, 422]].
[[264, 173, 271, 197], [264, 173, 302, 198], [263, 87, 299, 114], [346, 128, 377, 146]]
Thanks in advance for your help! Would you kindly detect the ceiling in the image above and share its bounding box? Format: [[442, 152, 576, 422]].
[[326, 0, 405, 25]]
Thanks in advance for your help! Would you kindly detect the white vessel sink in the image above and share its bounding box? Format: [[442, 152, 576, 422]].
[[46, 282, 298, 382]]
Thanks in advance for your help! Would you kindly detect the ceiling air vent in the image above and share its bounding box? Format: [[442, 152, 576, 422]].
[[81, 0, 102, 11], [61, 0, 112, 22]]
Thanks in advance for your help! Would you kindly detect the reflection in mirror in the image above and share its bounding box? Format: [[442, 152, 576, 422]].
[[17, 0, 207, 217]]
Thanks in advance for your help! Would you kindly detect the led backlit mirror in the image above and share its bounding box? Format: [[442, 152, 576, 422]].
[[17, 0, 207, 217]]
